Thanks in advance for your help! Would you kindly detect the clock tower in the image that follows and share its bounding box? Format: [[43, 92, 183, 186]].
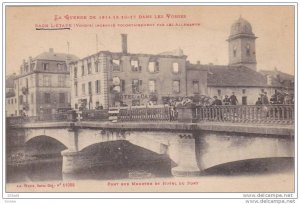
[[227, 17, 257, 71]]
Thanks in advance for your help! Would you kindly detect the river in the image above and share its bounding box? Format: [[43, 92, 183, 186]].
[[6, 151, 294, 192]]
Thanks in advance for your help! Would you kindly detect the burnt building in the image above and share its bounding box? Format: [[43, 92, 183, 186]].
[[69, 34, 207, 109]]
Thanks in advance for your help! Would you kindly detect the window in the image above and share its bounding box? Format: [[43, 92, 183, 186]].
[[59, 93, 65, 103], [58, 75, 65, 87], [233, 46, 237, 57], [75, 103, 78, 109], [30, 76, 33, 88], [74, 67, 78, 78], [149, 80, 156, 93], [95, 62, 99, 72], [43, 75, 51, 86], [148, 61, 159, 73], [30, 63, 35, 71], [88, 81, 92, 95], [81, 65, 85, 76], [31, 93, 34, 104], [25, 78, 29, 88], [242, 89, 246, 94], [8, 99, 10, 104], [132, 100, 140, 106], [173, 80, 180, 93], [15, 98, 17, 103], [218, 89, 221, 96], [132, 79, 142, 94], [261, 89, 264, 93], [88, 63, 92, 74], [246, 44, 250, 56], [172, 62, 179, 73], [112, 59, 121, 71], [74, 82, 78, 97], [11, 99, 14, 104], [42, 63, 49, 71], [44, 93, 51, 104], [242, 96, 247, 105], [57, 64, 64, 70], [95, 80, 101, 94], [193, 81, 199, 93], [82, 83, 86, 95], [121, 80, 125, 92], [131, 60, 140, 72]]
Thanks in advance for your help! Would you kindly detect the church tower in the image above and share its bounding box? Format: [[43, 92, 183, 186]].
[[227, 17, 257, 71]]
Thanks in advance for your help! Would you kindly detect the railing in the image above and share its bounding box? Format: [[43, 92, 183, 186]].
[[196, 105, 294, 124], [6, 105, 294, 126], [6, 113, 70, 125], [118, 106, 171, 121], [81, 110, 109, 121]]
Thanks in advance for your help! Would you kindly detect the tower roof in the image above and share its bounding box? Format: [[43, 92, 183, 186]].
[[230, 16, 255, 37]]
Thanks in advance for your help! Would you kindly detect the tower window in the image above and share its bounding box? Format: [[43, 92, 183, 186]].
[[246, 44, 250, 56], [233, 46, 237, 57]]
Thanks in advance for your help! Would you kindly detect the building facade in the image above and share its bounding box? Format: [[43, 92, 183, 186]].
[[69, 34, 207, 109], [12, 48, 78, 116]]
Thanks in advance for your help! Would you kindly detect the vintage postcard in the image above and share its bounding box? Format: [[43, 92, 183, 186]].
[[3, 2, 296, 200]]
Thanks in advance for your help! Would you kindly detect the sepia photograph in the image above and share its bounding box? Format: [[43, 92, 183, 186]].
[[3, 3, 296, 199]]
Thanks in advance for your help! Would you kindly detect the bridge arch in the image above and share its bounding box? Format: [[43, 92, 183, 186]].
[[203, 157, 294, 175], [196, 133, 294, 171], [24, 128, 72, 149], [77, 140, 172, 174], [25, 135, 67, 156]]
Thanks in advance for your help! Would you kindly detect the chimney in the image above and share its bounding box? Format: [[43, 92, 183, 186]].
[[121, 34, 127, 54], [267, 75, 273, 85], [197, 61, 201, 65], [49, 48, 54, 53]]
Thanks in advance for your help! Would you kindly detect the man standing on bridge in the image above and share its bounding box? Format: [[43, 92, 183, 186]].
[[230, 92, 238, 105]]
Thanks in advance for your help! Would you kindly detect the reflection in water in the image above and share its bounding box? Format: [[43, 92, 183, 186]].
[[7, 155, 172, 183], [7, 157, 63, 183], [203, 157, 294, 176], [7, 155, 294, 183]]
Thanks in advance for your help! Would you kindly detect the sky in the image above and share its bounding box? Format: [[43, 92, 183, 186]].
[[6, 5, 295, 75]]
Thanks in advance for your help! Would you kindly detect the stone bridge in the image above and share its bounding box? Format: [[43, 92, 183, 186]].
[[7, 121, 294, 176]]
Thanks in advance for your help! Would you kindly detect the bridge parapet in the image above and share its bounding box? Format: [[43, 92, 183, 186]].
[[195, 105, 294, 125], [6, 105, 294, 126]]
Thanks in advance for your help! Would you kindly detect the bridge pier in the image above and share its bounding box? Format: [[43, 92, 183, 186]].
[[61, 150, 83, 174], [171, 134, 201, 176]]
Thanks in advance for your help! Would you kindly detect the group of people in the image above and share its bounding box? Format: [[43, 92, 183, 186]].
[[211, 92, 239, 106], [255, 92, 270, 105]]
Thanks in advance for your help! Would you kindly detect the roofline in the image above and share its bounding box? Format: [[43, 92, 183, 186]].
[[227, 33, 258, 41], [33, 58, 75, 62], [186, 67, 208, 71], [70, 51, 188, 64], [207, 84, 286, 88]]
